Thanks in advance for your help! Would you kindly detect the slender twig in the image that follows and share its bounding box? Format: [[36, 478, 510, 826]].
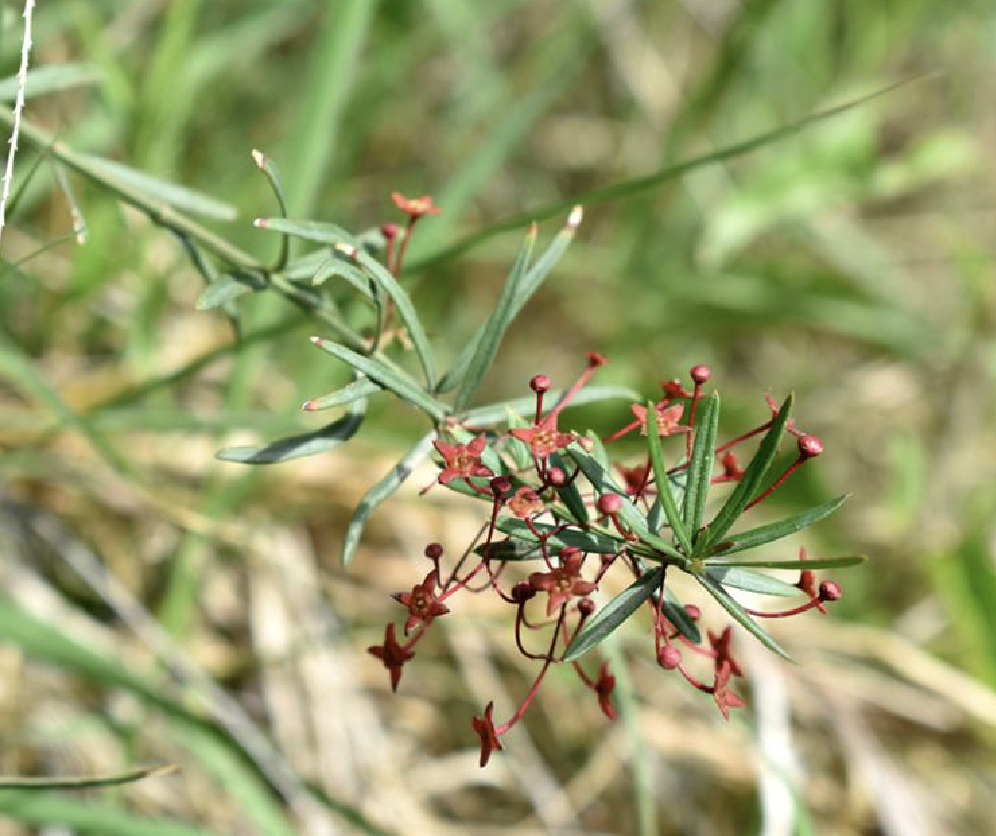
[[0, 0, 36, 256]]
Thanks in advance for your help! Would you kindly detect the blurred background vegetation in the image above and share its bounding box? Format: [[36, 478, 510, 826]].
[[1, 1, 995, 834]]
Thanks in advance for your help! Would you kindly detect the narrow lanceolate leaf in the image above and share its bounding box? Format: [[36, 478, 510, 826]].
[[310, 257, 376, 300], [563, 566, 664, 661], [706, 555, 866, 570], [567, 443, 684, 563], [310, 337, 447, 422], [302, 377, 380, 411], [695, 573, 793, 661], [335, 243, 437, 391], [251, 150, 289, 270], [216, 399, 365, 464], [197, 273, 262, 310], [342, 431, 437, 565], [451, 224, 537, 412], [683, 393, 720, 549], [253, 217, 359, 248], [496, 518, 622, 553], [703, 394, 792, 552], [646, 403, 692, 556], [79, 153, 237, 221], [438, 207, 582, 396], [710, 494, 849, 556], [706, 567, 801, 597], [659, 584, 701, 643], [459, 384, 640, 426], [549, 451, 588, 525], [476, 539, 586, 562], [0, 764, 176, 791]]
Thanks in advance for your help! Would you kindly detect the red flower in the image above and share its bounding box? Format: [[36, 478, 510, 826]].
[[616, 463, 650, 497], [712, 660, 745, 720], [630, 402, 690, 438], [716, 450, 745, 482], [434, 434, 493, 486], [509, 417, 575, 458], [392, 192, 440, 218], [393, 570, 449, 634], [471, 701, 503, 767], [593, 662, 616, 719], [661, 379, 692, 399], [708, 626, 743, 678], [507, 486, 544, 519], [528, 548, 597, 616], [368, 624, 415, 692]]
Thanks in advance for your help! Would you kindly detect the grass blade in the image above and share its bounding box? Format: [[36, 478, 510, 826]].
[[342, 431, 437, 565], [695, 573, 793, 661], [0, 765, 175, 791], [452, 223, 537, 411], [310, 337, 447, 422], [646, 401, 692, 555], [216, 399, 365, 464], [563, 566, 664, 661], [711, 494, 849, 556], [0, 63, 102, 100], [703, 394, 792, 551], [684, 393, 720, 547]]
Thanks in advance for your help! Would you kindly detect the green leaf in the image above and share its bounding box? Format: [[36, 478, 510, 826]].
[[310, 337, 447, 422], [706, 567, 801, 596], [251, 150, 289, 270], [706, 555, 866, 570], [711, 495, 849, 556], [694, 573, 793, 661], [659, 584, 701, 643], [684, 393, 720, 548], [503, 411, 535, 471], [340, 245, 437, 391], [216, 399, 365, 464], [196, 273, 262, 310], [302, 377, 380, 411], [342, 431, 437, 565], [78, 152, 237, 221], [496, 518, 622, 553], [703, 394, 792, 552], [452, 224, 537, 411], [459, 385, 640, 425], [563, 566, 664, 661], [549, 451, 588, 525], [310, 257, 376, 300], [646, 402, 692, 555], [0, 64, 102, 101], [255, 217, 358, 247], [437, 208, 581, 395], [0, 764, 174, 791]]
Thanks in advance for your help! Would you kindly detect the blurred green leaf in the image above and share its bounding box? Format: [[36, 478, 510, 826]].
[[684, 394, 720, 545], [196, 273, 261, 310], [563, 566, 664, 661], [0, 765, 174, 791], [251, 150, 289, 270], [255, 217, 359, 249], [712, 494, 849, 556], [0, 63, 101, 100]]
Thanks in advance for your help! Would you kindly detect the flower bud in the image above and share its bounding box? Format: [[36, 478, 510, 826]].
[[798, 434, 823, 459], [684, 604, 701, 621], [547, 466, 567, 486], [578, 598, 596, 617], [690, 364, 712, 385], [597, 493, 623, 515], [380, 222, 400, 241], [658, 644, 682, 670], [490, 476, 512, 497], [530, 374, 552, 394], [819, 580, 842, 602], [511, 581, 536, 603], [424, 543, 444, 560]]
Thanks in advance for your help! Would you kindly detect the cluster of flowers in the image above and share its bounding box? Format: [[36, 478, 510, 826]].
[[368, 356, 844, 767]]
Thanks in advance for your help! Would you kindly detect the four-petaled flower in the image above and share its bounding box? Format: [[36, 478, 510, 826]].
[[528, 548, 597, 616], [471, 701, 503, 767], [434, 434, 493, 486], [593, 662, 617, 719], [392, 191, 440, 218], [510, 417, 575, 458], [393, 570, 450, 634], [507, 486, 544, 519], [368, 623, 415, 693], [712, 660, 745, 720], [708, 625, 743, 678], [631, 401, 690, 437]]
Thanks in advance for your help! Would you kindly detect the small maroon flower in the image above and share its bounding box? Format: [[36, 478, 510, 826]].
[[616, 463, 650, 496], [718, 450, 744, 482], [630, 402, 690, 438], [392, 192, 440, 218], [661, 379, 692, 399], [593, 662, 616, 719], [529, 548, 597, 616], [393, 570, 449, 634], [471, 701, 503, 767], [708, 626, 743, 678], [368, 623, 415, 693], [507, 486, 544, 519], [712, 660, 745, 720], [434, 434, 493, 485], [509, 417, 575, 458]]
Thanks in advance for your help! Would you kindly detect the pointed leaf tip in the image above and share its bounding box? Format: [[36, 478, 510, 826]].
[[253, 217, 267, 228], [310, 335, 322, 345], [334, 241, 358, 258], [567, 205, 583, 229], [251, 149, 266, 168]]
